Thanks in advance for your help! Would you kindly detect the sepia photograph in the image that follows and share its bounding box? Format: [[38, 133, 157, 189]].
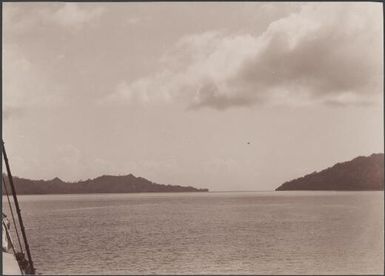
[[2, 2, 384, 275]]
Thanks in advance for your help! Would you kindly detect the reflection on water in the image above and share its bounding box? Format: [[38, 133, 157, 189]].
[[3, 191, 384, 275]]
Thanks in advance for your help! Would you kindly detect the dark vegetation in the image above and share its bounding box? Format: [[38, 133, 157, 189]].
[[2, 174, 209, 194], [276, 153, 384, 191]]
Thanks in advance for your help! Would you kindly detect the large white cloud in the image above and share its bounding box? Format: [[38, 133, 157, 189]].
[[112, 3, 383, 109]]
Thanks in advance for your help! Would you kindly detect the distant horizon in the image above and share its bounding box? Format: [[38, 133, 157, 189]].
[[3, 151, 383, 193], [3, 151, 384, 185]]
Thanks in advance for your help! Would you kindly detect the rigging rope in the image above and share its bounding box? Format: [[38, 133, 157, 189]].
[[3, 220, 17, 256], [2, 176, 24, 254], [2, 141, 35, 274]]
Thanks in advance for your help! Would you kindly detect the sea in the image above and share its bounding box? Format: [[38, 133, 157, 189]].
[[2, 191, 384, 275]]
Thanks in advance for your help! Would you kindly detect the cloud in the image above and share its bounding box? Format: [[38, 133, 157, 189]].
[[3, 43, 66, 118], [3, 3, 106, 118], [125, 16, 147, 26], [57, 144, 82, 166], [3, 106, 25, 121], [112, 3, 382, 109], [3, 3, 105, 35], [49, 3, 104, 30]]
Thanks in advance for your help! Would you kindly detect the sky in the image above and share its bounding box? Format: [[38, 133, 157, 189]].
[[3, 2, 383, 191]]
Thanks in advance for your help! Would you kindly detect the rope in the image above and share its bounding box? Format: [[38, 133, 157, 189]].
[[2, 141, 35, 274], [2, 176, 24, 254], [3, 220, 17, 256], [3, 220, 27, 275]]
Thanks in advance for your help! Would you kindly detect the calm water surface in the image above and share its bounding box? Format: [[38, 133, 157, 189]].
[[3, 191, 384, 275]]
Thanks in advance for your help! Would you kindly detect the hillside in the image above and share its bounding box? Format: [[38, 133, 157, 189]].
[[2, 174, 208, 194], [276, 153, 384, 191]]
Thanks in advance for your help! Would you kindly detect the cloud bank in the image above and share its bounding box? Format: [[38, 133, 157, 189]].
[[113, 3, 382, 109]]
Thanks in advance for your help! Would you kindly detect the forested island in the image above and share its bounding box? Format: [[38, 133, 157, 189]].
[[2, 174, 209, 194], [276, 153, 384, 191]]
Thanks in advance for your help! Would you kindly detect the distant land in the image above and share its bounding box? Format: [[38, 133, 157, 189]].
[[2, 174, 209, 195], [276, 153, 384, 191]]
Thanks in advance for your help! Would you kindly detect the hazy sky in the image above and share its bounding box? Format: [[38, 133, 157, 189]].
[[3, 2, 383, 191]]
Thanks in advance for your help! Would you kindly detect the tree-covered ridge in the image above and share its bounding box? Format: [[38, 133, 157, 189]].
[[276, 153, 384, 191], [2, 174, 208, 194]]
